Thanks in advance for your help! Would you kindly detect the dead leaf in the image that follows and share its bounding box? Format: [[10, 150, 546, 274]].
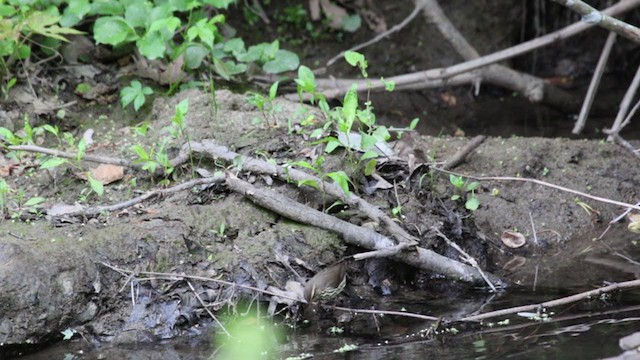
[[90, 164, 124, 185], [319, 0, 348, 29], [501, 230, 526, 248], [309, 0, 321, 20], [502, 256, 526, 272]]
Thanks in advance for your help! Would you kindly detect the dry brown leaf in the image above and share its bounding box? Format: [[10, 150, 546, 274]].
[[501, 230, 526, 248], [90, 164, 124, 185]]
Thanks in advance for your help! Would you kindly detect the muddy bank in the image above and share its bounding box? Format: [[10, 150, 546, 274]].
[[1, 89, 639, 357]]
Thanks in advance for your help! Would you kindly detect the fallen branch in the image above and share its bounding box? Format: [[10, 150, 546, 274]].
[[179, 140, 420, 246], [225, 172, 503, 286], [441, 135, 486, 170], [607, 63, 640, 139], [298, 0, 640, 106], [460, 278, 640, 322], [550, 0, 640, 43]]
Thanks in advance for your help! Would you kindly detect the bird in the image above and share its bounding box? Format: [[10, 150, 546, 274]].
[[304, 262, 348, 303]]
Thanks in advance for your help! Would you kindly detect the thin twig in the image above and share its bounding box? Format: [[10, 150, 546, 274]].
[[461, 278, 640, 322], [607, 63, 640, 139], [432, 226, 497, 292], [573, 31, 617, 134], [186, 280, 231, 337], [325, 1, 425, 67], [100, 262, 303, 303], [432, 168, 640, 212]]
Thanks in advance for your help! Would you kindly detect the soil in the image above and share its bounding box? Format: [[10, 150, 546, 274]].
[[2, 1, 640, 358]]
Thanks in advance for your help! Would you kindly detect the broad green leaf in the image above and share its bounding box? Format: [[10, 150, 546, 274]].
[[327, 171, 351, 196], [24, 197, 46, 207], [94, 16, 132, 46], [263, 50, 299, 74], [465, 196, 480, 211], [295, 65, 316, 93], [90, 0, 124, 15], [183, 44, 208, 69], [344, 51, 364, 67], [223, 38, 245, 56], [372, 126, 391, 141], [466, 182, 480, 191], [325, 139, 340, 153], [68, 0, 91, 19], [360, 151, 378, 161], [40, 157, 67, 169], [137, 31, 165, 59], [364, 159, 377, 176], [125, 2, 151, 28], [409, 118, 419, 130], [88, 175, 104, 196], [0, 5, 17, 17]]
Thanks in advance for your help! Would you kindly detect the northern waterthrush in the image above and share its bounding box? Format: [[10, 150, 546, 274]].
[[304, 262, 347, 303]]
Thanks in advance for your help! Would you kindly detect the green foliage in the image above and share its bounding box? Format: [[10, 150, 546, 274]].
[[120, 80, 154, 111], [1, 0, 299, 85]]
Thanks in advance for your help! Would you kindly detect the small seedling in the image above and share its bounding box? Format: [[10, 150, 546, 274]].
[[449, 175, 480, 211], [120, 80, 153, 111]]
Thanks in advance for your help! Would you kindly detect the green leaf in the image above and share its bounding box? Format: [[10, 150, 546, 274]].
[[137, 31, 165, 59], [409, 118, 419, 130], [344, 51, 364, 67], [382, 78, 395, 92], [0, 5, 17, 17], [295, 65, 316, 94], [451, 194, 460, 201], [223, 38, 245, 56], [364, 159, 377, 176], [466, 182, 480, 192], [212, 57, 231, 80], [344, 50, 367, 76], [372, 126, 391, 142], [94, 16, 133, 46], [203, 0, 236, 9], [297, 178, 319, 190], [133, 93, 145, 111], [325, 139, 340, 153], [465, 196, 480, 211], [342, 14, 361, 32], [290, 161, 317, 172], [68, 0, 91, 19], [183, 44, 208, 69], [268, 81, 279, 100], [131, 144, 150, 160], [449, 175, 464, 189], [90, 0, 124, 16], [24, 197, 46, 207], [327, 171, 351, 196], [341, 85, 358, 131], [263, 50, 299, 74], [360, 151, 378, 161], [88, 175, 104, 196], [125, 2, 151, 28], [40, 157, 67, 169]]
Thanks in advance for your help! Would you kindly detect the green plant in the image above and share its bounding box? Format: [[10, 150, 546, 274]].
[[120, 80, 154, 111], [246, 81, 281, 125], [449, 175, 480, 211], [288, 156, 352, 197]]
